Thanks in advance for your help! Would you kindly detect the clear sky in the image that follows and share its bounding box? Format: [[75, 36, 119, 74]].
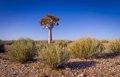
[[0, 0, 120, 40]]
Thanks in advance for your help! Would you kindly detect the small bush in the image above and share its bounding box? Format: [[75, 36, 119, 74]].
[[9, 38, 36, 63], [36, 42, 48, 52], [108, 40, 120, 53], [54, 40, 68, 48], [68, 38, 105, 59], [39, 44, 70, 68], [101, 40, 109, 43]]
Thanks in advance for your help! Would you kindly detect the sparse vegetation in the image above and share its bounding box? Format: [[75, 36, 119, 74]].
[[39, 44, 70, 68], [108, 39, 120, 53], [68, 38, 105, 59], [101, 40, 109, 43], [9, 38, 36, 63], [54, 40, 68, 48], [35, 41, 48, 53], [1, 38, 120, 70], [1, 38, 120, 77]]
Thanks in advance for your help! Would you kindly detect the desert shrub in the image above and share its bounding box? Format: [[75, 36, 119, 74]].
[[2, 40, 13, 45], [9, 38, 36, 63], [68, 38, 105, 59], [36, 42, 48, 53], [39, 44, 70, 68], [35, 40, 71, 51], [54, 40, 68, 48], [108, 40, 120, 53], [101, 40, 109, 43]]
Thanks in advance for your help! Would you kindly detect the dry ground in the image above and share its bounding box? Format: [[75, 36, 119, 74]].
[[0, 52, 120, 77]]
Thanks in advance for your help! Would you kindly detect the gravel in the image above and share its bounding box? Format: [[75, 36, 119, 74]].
[[0, 53, 120, 77]]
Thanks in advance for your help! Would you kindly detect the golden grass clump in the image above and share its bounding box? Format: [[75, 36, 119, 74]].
[[108, 39, 120, 53], [9, 38, 36, 63], [68, 38, 105, 59], [39, 44, 70, 68]]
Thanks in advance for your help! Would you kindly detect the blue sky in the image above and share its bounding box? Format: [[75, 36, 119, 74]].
[[0, 0, 120, 40]]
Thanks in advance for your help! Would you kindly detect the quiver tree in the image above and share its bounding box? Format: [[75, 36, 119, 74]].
[[40, 15, 59, 44]]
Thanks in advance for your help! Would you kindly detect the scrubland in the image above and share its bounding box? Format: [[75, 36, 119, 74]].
[[0, 38, 120, 77]]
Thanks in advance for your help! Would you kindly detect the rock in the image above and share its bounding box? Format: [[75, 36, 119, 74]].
[[79, 73, 86, 77]]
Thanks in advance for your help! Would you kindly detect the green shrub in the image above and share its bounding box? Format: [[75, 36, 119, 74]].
[[36, 42, 48, 53], [9, 38, 36, 63], [54, 40, 68, 48], [68, 38, 105, 59], [108, 40, 120, 53], [36, 40, 71, 53], [101, 40, 109, 43], [39, 44, 70, 68]]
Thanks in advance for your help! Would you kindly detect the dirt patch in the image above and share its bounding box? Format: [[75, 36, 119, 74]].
[[0, 53, 120, 77]]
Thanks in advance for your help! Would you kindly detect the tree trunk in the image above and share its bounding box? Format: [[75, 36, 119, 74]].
[[48, 28, 52, 44]]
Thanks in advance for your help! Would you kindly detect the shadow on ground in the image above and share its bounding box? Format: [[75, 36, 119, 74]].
[[0, 44, 5, 53], [95, 52, 120, 59], [58, 61, 96, 70]]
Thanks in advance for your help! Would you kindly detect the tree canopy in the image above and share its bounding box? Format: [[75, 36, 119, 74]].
[[40, 15, 59, 29]]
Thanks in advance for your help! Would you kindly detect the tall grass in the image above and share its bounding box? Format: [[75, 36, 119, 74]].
[[39, 44, 70, 68], [108, 39, 120, 53], [9, 38, 36, 63], [54, 40, 68, 49], [68, 38, 105, 59]]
